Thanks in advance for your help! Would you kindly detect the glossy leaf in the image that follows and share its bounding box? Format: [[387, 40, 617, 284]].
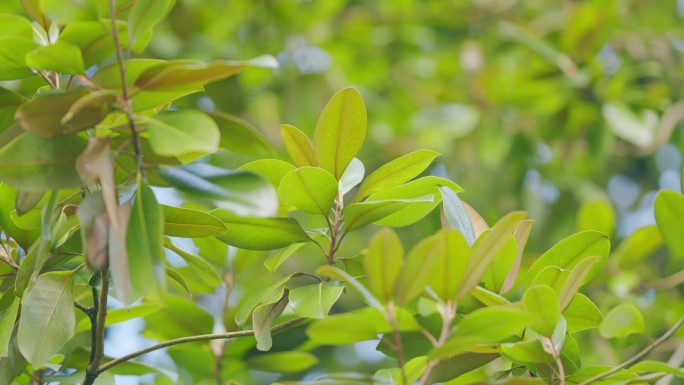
[[144, 110, 220, 161], [161, 205, 226, 238], [17, 271, 75, 367], [599, 303, 645, 339], [523, 285, 560, 336], [343, 196, 433, 232], [313, 88, 367, 179], [654, 190, 684, 259], [354, 149, 440, 201], [289, 282, 345, 319], [253, 290, 288, 351], [212, 209, 311, 250], [281, 124, 316, 167], [278, 167, 338, 215], [363, 228, 404, 300], [210, 112, 274, 154], [564, 293, 603, 333], [25, 42, 85, 75], [0, 132, 86, 191]]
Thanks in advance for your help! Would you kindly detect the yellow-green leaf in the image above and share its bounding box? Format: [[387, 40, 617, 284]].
[[278, 167, 338, 215], [281, 124, 316, 167]]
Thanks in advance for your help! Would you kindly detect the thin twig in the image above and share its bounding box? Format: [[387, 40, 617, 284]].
[[96, 317, 307, 374], [74, 301, 92, 315], [82, 270, 110, 385], [419, 300, 456, 385], [577, 316, 684, 385], [544, 336, 565, 385]]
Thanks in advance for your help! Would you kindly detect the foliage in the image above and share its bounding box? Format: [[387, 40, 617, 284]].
[[0, 1, 684, 385]]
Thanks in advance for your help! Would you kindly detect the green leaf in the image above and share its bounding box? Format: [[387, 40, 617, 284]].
[[363, 228, 404, 300], [577, 199, 615, 236], [0, 14, 33, 39], [161, 205, 226, 238], [395, 229, 470, 304], [313, 88, 367, 179], [15, 191, 44, 217], [165, 266, 191, 295], [128, 0, 174, 46], [307, 311, 380, 345], [654, 190, 684, 259], [557, 255, 599, 310], [74, 303, 162, 334], [278, 167, 338, 215], [501, 219, 534, 295], [212, 209, 311, 250], [354, 149, 440, 201], [127, 180, 165, 298], [144, 110, 220, 161], [339, 157, 365, 195], [165, 240, 223, 287], [458, 211, 527, 299], [430, 306, 533, 359], [17, 271, 75, 367], [523, 231, 610, 288], [500, 339, 549, 364], [235, 275, 293, 326], [210, 112, 274, 154], [237, 159, 295, 187], [599, 303, 645, 339], [253, 290, 288, 351], [426, 353, 499, 384], [630, 361, 684, 378], [0, 132, 87, 191], [343, 196, 433, 232], [0, 37, 38, 80], [16, 88, 113, 138], [441, 186, 476, 245], [289, 282, 345, 319], [248, 351, 319, 373], [40, 0, 98, 23], [264, 243, 305, 273], [316, 265, 383, 310], [25, 42, 85, 75], [615, 225, 663, 267], [523, 285, 560, 336], [0, 297, 19, 357], [564, 293, 603, 333], [482, 235, 517, 293], [281, 124, 317, 167], [0, 329, 26, 385]]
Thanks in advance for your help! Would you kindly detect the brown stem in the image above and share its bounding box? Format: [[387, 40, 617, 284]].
[[544, 336, 565, 385], [576, 316, 684, 385], [96, 317, 307, 374], [82, 270, 110, 385], [325, 190, 345, 264]]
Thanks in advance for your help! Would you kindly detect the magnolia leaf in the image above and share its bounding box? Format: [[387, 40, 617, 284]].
[[237, 159, 295, 188], [363, 228, 404, 300], [599, 303, 645, 339], [354, 149, 440, 201], [18, 271, 75, 367], [212, 209, 311, 250], [278, 167, 338, 215], [289, 282, 345, 319], [144, 110, 220, 161], [558, 255, 599, 310], [313, 88, 367, 179], [523, 285, 560, 337], [253, 290, 288, 351], [564, 293, 603, 333], [161, 205, 226, 238], [25, 41, 85, 75], [343, 196, 433, 232], [654, 190, 684, 259], [281, 124, 316, 167]]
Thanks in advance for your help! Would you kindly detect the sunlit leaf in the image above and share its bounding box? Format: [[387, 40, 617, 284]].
[[339, 157, 365, 195], [343, 196, 433, 232], [363, 228, 403, 301], [577, 199, 614, 237], [501, 219, 534, 294], [264, 243, 305, 273], [440, 186, 476, 245], [25, 41, 85, 75], [523, 285, 560, 337], [281, 124, 316, 167], [237, 159, 295, 188], [558, 255, 599, 310], [564, 293, 603, 333], [278, 167, 338, 215]]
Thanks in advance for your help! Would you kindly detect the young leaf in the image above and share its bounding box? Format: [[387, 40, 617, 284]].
[[363, 228, 404, 300], [278, 167, 338, 215], [281, 124, 317, 167], [339, 157, 365, 195], [165, 239, 223, 287], [313, 88, 367, 179], [127, 180, 166, 298], [440, 186, 476, 245], [523, 231, 610, 289], [654, 190, 684, 259], [161, 205, 226, 238], [563, 293, 603, 333], [458, 211, 527, 299], [237, 159, 295, 187], [289, 282, 345, 319], [212, 209, 312, 250], [25, 41, 85, 75], [343, 196, 433, 232], [17, 271, 75, 368], [210, 112, 274, 155], [354, 149, 440, 201], [253, 290, 288, 351], [143, 110, 220, 161], [523, 285, 560, 337], [558, 255, 599, 310], [0, 132, 87, 191], [128, 0, 174, 46], [599, 303, 645, 339]]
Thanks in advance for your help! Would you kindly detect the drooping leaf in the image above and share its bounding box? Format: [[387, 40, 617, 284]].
[[126, 180, 165, 298], [563, 293, 603, 333], [144, 110, 220, 162], [523, 231, 610, 288], [440, 186, 476, 245], [654, 190, 684, 259], [343, 196, 433, 232], [363, 228, 404, 300], [278, 167, 338, 215], [237, 159, 295, 188], [354, 149, 440, 202], [165, 266, 191, 295], [128, 0, 174, 46], [289, 282, 345, 319], [523, 285, 560, 337], [0, 132, 87, 191], [17, 271, 75, 367], [212, 209, 311, 250], [253, 290, 288, 351], [339, 157, 365, 195], [161, 205, 226, 238], [248, 351, 318, 373], [25, 41, 85, 75], [281, 124, 316, 167], [430, 306, 533, 359], [165, 239, 223, 287], [599, 303, 645, 339], [235, 275, 293, 326], [210, 112, 274, 154], [313, 88, 367, 179]]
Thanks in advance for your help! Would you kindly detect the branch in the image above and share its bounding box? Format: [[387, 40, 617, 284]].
[[82, 270, 110, 385], [420, 300, 456, 385], [96, 317, 307, 374], [577, 316, 684, 385]]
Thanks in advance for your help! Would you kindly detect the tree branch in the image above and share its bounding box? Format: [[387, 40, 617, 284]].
[[82, 270, 110, 385], [96, 317, 307, 374], [577, 316, 684, 385]]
